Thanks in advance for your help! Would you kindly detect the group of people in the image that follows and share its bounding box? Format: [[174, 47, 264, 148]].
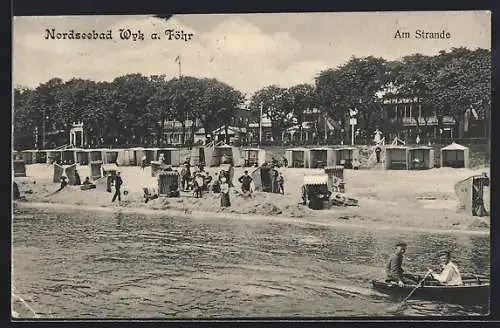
[[386, 242, 463, 286]]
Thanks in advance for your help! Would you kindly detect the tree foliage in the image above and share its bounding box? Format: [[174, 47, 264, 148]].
[[13, 47, 490, 149]]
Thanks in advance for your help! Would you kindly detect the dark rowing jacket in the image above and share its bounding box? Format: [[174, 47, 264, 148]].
[[238, 175, 253, 190], [386, 253, 404, 281], [114, 175, 123, 188]]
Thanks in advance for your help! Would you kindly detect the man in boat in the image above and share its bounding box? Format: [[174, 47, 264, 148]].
[[386, 242, 418, 286], [428, 250, 463, 286]]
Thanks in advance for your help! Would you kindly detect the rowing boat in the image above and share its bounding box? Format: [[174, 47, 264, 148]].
[[371, 274, 490, 305]]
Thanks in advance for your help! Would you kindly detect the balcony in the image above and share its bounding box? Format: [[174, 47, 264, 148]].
[[389, 116, 456, 126]]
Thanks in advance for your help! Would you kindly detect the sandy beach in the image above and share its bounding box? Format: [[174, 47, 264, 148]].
[[13, 163, 490, 234]]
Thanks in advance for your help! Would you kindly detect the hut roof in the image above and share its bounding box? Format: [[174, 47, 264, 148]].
[[287, 147, 309, 151], [310, 147, 333, 151], [441, 142, 468, 151], [409, 146, 432, 150], [337, 147, 356, 150], [216, 144, 233, 149], [158, 147, 179, 151], [243, 148, 261, 151], [385, 145, 409, 150], [303, 175, 328, 185]]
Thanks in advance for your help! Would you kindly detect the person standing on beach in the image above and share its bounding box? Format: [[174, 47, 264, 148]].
[[228, 162, 235, 187], [112, 172, 123, 202], [220, 177, 231, 207], [282, 155, 288, 168], [238, 170, 253, 195], [141, 155, 147, 170], [278, 172, 284, 194], [375, 146, 381, 163], [271, 168, 279, 193], [74, 170, 81, 185]]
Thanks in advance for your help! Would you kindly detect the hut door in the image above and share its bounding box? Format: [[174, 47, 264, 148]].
[[258, 150, 266, 167]]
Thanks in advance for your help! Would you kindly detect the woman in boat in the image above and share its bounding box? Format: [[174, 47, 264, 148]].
[[428, 250, 463, 286]]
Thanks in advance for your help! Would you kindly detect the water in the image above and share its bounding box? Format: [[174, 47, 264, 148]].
[[12, 207, 490, 318]]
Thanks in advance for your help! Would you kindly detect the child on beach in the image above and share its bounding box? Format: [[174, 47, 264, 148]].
[[278, 172, 284, 194]]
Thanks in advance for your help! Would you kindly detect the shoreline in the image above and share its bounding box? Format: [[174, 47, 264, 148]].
[[13, 201, 490, 236], [13, 164, 490, 236]]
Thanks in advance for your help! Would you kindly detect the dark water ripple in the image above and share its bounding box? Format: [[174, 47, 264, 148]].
[[12, 208, 490, 318]]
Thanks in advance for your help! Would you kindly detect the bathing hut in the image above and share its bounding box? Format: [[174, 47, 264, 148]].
[[309, 147, 336, 168], [75, 149, 90, 165], [21, 150, 37, 164], [131, 147, 146, 166], [384, 145, 410, 170], [88, 149, 104, 162], [13, 160, 26, 177], [12, 150, 23, 161], [89, 161, 103, 180], [209, 144, 240, 167], [285, 147, 311, 168], [250, 166, 273, 192], [34, 150, 47, 163], [45, 150, 61, 164], [60, 149, 76, 165], [103, 149, 119, 165], [143, 148, 158, 165], [116, 148, 135, 166], [53, 163, 78, 185], [441, 142, 470, 168], [156, 148, 181, 167], [408, 146, 435, 170], [335, 147, 359, 169], [189, 146, 207, 166], [242, 148, 266, 167]]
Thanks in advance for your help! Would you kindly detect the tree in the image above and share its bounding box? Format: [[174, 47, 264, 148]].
[[197, 78, 244, 144], [316, 56, 388, 142], [427, 48, 490, 139], [386, 54, 435, 140], [287, 83, 316, 142], [147, 75, 172, 146], [249, 85, 291, 142], [109, 74, 156, 145]]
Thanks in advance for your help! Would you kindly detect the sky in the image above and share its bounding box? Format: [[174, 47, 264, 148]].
[[13, 11, 490, 96]]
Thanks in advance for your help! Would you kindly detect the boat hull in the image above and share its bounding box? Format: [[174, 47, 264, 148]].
[[372, 280, 490, 306]]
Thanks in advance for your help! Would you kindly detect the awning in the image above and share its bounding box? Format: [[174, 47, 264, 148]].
[[303, 175, 328, 185]]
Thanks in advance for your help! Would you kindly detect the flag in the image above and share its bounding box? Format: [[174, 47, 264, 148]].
[[471, 107, 478, 120], [175, 55, 180, 63]]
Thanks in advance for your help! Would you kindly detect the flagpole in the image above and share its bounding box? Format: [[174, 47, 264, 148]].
[[178, 55, 182, 78], [259, 102, 263, 148]]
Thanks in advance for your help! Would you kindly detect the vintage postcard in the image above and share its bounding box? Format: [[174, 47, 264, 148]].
[[12, 11, 491, 319]]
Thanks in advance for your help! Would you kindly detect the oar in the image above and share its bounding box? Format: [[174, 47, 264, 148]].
[[388, 270, 432, 312]]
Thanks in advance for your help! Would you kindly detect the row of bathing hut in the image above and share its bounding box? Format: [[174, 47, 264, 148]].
[[11, 145, 267, 168], [12, 147, 182, 166], [284, 142, 470, 169], [12, 142, 471, 170]]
